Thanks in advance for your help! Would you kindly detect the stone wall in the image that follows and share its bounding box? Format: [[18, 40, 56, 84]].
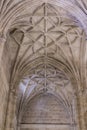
[[21, 93, 70, 124], [20, 93, 75, 130], [20, 124, 70, 130]]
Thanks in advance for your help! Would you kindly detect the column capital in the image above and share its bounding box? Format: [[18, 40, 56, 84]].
[[0, 35, 6, 43], [10, 88, 17, 99]]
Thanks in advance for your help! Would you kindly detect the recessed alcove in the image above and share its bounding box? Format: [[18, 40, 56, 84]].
[[19, 92, 75, 130]]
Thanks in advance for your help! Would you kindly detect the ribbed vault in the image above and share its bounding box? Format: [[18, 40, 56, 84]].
[[16, 63, 78, 130], [0, 0, 87, 130]]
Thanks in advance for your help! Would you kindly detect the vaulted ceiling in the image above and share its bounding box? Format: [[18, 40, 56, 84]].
[[0, 0, 87, 128]]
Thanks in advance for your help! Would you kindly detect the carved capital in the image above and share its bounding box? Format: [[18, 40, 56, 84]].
[[0, 32, 6, 43], [10, 88, 17, 98], [0, 36, 6, 44]]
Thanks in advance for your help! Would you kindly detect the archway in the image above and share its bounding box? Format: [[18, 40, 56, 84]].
[[13, 62, 79, 130]]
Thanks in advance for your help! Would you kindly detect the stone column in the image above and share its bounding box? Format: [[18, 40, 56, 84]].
[[0, 36, 9, 130], [83, 89, 87, 130], [5, 89, 17, 130], [77, 89, 87, 130]]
